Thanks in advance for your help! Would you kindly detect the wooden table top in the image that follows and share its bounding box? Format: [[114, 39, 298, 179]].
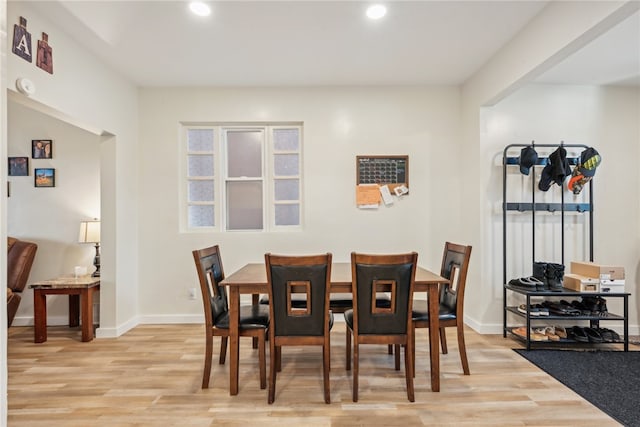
[[221, 262, 448, 288], [30, 276, 101, 289]]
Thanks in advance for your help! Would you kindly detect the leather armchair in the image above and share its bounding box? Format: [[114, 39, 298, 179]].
[[7, 237, 38, 327]]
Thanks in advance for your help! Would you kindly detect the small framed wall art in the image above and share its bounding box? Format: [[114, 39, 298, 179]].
[[34, 168, 55, 187], [32, 139, 52, 159], [8, 157, 29, 176]]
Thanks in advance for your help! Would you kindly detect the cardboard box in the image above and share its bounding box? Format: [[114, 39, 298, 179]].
[[570, 261, 625, 280], [599, 279, 625, 294], [563, 273, 600, 292]]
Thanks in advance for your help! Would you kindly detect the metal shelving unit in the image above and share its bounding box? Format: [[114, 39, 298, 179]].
[[500, 143, 628, 351]]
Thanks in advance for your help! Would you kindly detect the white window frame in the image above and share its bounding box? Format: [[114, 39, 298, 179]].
[[180, 123, 303, 232]]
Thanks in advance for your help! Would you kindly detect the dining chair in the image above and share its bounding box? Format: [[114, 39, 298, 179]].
[[345, 251, 418, 402], [264, 253, 333, 404], [411, 242, 472, 375], [192, 245, 270, 389]]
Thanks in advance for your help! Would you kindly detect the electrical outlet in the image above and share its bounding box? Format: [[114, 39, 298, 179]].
[[189, 288, 197, 300]]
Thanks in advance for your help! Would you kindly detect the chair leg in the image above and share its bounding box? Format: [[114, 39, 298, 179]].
[[346, 328, 351, 371], [202, 333, 213, 389], [411, 325, 416, 377], [439, 327, 448, 354], [276, 345, 282, 372], [268, 341, 277, 404], [352, 342, 359, 402], [258, 332, 267, 389], [394, 344, 401, 370], [323, 343, 331, 404], [457, 323, 470, 375], [219, 336, 228, 364], [388, 344, 393, 354], [405, 337, 415, 402]]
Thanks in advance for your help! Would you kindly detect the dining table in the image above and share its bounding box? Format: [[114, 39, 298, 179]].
[[220, 262, 449, 395]]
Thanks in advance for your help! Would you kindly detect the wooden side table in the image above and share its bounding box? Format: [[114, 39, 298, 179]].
[[29, 276, 100, 343]]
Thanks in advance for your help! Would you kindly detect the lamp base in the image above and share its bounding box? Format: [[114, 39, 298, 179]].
[[92, 243, 101, 278]]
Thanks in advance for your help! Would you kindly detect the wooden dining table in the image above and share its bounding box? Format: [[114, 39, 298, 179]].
[[220, 262, 449, 395]]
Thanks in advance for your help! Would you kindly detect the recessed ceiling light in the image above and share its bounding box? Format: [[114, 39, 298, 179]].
[[366, 4, 387, 20], [189, 2, 211, 17]]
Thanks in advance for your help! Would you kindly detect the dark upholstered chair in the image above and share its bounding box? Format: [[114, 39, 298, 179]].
[[7, 237, 38, 327], [412, 242, 472, 375], [264, 253, 333, 404], [192, 245, 269, 389], [345, 252, 418, 402]]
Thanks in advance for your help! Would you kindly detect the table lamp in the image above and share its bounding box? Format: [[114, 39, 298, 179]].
[[78, 219, 100, 277]]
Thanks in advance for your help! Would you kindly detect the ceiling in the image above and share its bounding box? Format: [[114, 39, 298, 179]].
[[20, 1, 640, 88]]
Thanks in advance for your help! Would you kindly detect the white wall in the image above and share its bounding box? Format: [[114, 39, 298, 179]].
[[482, 84, 640, 330], [7, 100, 100, 325], [6, 1, 140, 335], [137, 86, 462, 320]]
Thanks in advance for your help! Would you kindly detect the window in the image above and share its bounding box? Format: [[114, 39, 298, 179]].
[[183, 124, 302, 231]]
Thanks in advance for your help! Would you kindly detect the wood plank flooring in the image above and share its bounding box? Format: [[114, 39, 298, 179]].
[[7, 323, 633, 426]]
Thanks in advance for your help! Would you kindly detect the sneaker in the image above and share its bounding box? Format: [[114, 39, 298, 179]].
[[534, 304, 549, 316], [517, 304, 541, 316]]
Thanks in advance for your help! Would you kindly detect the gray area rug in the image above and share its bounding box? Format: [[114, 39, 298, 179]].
[[515, 349, 640, 427]]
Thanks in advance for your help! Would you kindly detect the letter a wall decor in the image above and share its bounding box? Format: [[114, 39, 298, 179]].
[[12, 16, 32, 63]]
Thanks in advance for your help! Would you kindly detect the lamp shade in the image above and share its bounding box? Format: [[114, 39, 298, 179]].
[[78, 220, 100, 244]]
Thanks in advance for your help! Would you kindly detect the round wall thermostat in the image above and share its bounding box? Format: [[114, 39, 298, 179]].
[[16, 78, 36, 96]]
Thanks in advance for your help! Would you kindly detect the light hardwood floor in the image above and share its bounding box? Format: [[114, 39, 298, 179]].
[[8, 323, 633, 426]]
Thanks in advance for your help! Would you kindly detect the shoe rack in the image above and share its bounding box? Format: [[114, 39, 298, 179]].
[[501, 143, 630, 351]]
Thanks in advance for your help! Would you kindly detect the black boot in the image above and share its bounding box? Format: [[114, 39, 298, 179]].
[[546, 263, 565, 292], [533, 262, 548, 290]]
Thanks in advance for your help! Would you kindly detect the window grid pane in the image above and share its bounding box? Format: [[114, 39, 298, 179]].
[[273, 128, 299, 151], [274, 154, 299, 176], [226, 181, 264, 230], [188, 180, 214, 202], [274, 179, 299, 201], [275, 204, 300, 226], [189, 205, 215, 227], [188, 155, 214, 177], [187, 129, 214, 152]]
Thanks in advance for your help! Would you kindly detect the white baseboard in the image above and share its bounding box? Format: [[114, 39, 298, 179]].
[[12, 314, 639, 338]]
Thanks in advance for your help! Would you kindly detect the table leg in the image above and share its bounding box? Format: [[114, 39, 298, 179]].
[[69, 294, 80, 327], [80, 288, 95, 342], [229, 287, 240, 395], [428, 285, 440, 392], [33, 290, 48, 343]]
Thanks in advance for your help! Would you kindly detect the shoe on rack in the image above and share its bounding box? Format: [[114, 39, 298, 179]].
[[512, 327, 548, 341], [597, 296, 608, 316], [584, 327, 604, 343], [570, 300, 591, 315], [533, 262, 549, 290], [517, 304, 540, 316], [546, 263, 565, 292], [534, 304, 549, 316], [570, 326, 589, 343], [598, 328, 615, 343], [530, 329, 549, 341], [554, 326, 567, 339], [509, 277, 544, 291], [535, 326, 560, 341]]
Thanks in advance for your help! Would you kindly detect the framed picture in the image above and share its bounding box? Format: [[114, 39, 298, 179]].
[[8, 157, 29, 176], [32, 139, 52, 159], [34, 168, 55, 187]]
